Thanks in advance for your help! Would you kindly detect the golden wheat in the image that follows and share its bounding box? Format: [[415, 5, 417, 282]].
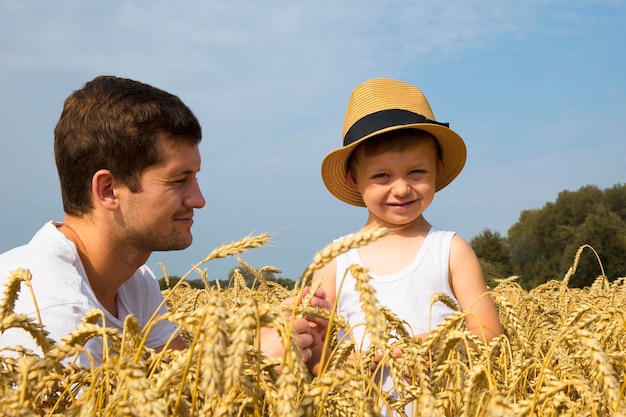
[[1, 235, 625, 416]]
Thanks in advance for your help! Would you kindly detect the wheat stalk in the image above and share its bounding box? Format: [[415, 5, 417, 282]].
[[300, 226, 390, 282]]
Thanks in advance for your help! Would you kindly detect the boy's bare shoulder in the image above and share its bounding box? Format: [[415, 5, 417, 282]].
[[313, 257, 337, 280]]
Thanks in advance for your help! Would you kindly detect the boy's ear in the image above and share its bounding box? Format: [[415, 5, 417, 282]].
[[437, 159, 444, 176], [346, 171, 358, 189], [92, 169, 119, 210]]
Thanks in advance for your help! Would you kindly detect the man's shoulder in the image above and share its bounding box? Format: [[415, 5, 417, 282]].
[[0, 222, 78, 277]]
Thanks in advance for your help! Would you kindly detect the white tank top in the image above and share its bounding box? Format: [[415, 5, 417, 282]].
[[334, 226, 457, 415], [335, 225, 457, 349]]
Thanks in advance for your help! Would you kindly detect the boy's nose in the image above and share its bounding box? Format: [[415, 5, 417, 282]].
[[391, 179, 411, 196]]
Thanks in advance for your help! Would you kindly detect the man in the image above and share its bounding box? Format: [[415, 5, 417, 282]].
[[0, 76, 325, 366]]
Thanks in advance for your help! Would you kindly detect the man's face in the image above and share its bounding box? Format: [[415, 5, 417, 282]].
[[114, 135, 205, 253]]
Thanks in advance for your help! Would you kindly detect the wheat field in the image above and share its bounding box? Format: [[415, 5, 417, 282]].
[[1, 232, 625, 416]]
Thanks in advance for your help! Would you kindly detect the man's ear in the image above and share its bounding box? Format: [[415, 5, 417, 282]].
[[92, 169, 119, 210], [346, 170, 358, 189]]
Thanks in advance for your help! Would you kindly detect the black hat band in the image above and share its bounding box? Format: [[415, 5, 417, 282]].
[[343, 109, 449, 147]]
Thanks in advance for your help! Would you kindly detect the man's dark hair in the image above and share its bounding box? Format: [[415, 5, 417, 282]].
[[54, 75, 202, 216]]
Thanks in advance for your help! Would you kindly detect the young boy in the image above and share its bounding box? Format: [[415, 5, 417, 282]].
[[311, 78, 502, 410]]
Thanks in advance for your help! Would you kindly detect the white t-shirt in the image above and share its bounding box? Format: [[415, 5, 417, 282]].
[[0, 222, 177, 366]]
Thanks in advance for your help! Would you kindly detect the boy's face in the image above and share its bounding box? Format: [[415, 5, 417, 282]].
[[347, 138, 441, 227]]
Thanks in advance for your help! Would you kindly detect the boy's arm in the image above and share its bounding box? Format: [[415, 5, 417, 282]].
[[313, 258, 337, 307], [157, 334, 188, 351], [449, 235, 503, 343]]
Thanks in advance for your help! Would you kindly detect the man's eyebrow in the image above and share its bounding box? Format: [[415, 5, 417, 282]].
[[171, 167, 201, 176]]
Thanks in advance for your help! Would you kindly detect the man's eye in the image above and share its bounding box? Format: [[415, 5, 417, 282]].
[[175, 176, 200, 184]]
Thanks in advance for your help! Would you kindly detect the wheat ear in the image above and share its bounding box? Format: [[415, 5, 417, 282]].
[[300, 226, 389, 282]]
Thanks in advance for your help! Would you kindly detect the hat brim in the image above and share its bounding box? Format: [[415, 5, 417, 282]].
[[321, 124, 467, 207]]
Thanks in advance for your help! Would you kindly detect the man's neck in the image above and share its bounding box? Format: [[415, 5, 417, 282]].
[[57, 216, 149, 316]]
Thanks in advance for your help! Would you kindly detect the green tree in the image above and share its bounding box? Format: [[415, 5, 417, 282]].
[[552, 185, 603, 226], [227, 267, 295, 290], [507, 184, 626, 289], [158, 276, 204, 290], [507, 207, 561, 289], [561, 204, 626, 287], [602, 183, 626, 222], [470, 229, 513, 284]]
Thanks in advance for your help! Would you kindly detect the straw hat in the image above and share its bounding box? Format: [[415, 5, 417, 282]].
[[321, 78, 467, 206]]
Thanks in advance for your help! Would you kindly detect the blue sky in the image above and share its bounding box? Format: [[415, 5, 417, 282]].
[[1, 1, 624, 282]]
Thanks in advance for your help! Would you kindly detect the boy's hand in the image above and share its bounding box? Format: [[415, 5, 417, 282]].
[[278, 286, 331, 365], [282, 286, 330, 344], [371, 346, 403, 371], [258, 317, 319, 362]]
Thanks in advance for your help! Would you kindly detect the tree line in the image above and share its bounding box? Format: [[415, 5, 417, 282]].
[[160, 183, 626, 291], [471, 183, 626, 289], [159, 268, 296, 291]]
